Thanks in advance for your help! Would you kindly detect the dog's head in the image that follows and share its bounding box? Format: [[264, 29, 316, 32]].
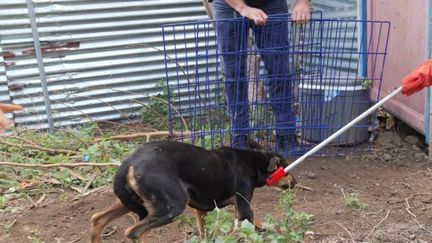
[[263, 153, 297, 189]]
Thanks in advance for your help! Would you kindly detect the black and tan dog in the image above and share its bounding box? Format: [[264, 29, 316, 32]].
[[90, 141, 296, 242]]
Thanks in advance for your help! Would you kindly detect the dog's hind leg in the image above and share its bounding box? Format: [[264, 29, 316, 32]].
[[90, 198, 129, 243], [124, 189, 187, 242], [193, 209, 207, 239], [124, 169, 188, 242]]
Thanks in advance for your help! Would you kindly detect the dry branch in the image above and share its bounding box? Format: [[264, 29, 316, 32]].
[[0, 162, 120, 169], [325, 221, 356, 243], [403, 194, 431, 233], [0, 140, 78, 155], [94, 131, 190, 142], [295, 184, 313, 191], [366, 210, 390, 239]]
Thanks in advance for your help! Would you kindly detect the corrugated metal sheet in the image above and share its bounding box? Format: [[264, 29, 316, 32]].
[[0, 0, 208, 128], [312, 0, 357, 19], [0, 0, 357, 129]]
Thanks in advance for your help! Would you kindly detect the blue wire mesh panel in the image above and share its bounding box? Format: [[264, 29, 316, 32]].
[[162, 14, 390, 157]]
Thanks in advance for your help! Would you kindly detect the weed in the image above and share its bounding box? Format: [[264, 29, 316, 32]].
[[0, 196, 7, 209], [183, 190, 313, 243], [0, 123, 135, 207], [29, 236, 44, 243], [344, 193, 368, 209]]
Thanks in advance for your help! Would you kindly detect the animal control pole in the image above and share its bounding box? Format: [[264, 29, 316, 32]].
[[266, 86, 404, 186], [267, 59, 432, 185]]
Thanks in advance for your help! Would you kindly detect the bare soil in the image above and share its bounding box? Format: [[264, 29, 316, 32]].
[[1, 131, 431, 243]]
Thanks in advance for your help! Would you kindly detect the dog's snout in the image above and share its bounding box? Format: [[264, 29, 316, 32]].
[[279, 173, 297, 190]]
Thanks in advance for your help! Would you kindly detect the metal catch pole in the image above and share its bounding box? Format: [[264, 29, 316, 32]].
[[283, 86, 403, 174]]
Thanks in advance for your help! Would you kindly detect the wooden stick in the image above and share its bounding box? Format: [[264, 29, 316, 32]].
[[326, 221, 356, 243], [0, 140, 78, 155], [94, 131, 191, 142], [295, 184, 313, 191], [0, 162, 120, 168], [366, 210, 390, 238]]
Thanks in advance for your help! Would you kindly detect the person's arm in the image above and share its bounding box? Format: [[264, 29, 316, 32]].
[[292, 0, 311, 24], [224, 0, 268, 26]]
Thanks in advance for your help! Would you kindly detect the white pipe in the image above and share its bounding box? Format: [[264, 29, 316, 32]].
[[284, 86, 403, 174]]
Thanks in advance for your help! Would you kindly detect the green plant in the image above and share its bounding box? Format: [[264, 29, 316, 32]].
[[183, 190, 313, 243], [29, 236, 44, 243], [344, 193, 368, 209], [362, 79, 372, 90], [0, 196, 7, 209], [0, 125, 136, 208]]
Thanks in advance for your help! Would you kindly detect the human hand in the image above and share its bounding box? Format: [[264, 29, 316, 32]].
[[0, 103, 23, 133], [238, 5, 268, 26], [292, 0, 311, 24]]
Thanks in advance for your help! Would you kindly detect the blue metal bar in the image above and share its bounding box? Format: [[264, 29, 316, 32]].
[[359, 0, 368, 77], [26, 0, 54, 131], [425, 0, 432, 144]]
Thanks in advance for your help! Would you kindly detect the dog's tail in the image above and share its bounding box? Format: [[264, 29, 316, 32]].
[[113, 162, 148, 220]]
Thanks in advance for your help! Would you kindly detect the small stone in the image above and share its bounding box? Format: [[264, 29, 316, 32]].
[[336, 209, 344, 215], [390, 190, 397, 196], [415, 153, 425, 159], [405, 135, 420, 145], [320, 166, 329, 170], [376, 131, 403, 148], [306, 171, 317, 179], [305, 231, 315, 239], [408, 234, 416, 240], [384, 153, 392, 161]]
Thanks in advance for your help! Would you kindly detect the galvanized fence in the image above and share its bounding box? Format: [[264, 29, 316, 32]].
[[0, 0, 208, 129]]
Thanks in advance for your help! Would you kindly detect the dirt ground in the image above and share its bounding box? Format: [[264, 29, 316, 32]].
[[1, 130, 431, 243]]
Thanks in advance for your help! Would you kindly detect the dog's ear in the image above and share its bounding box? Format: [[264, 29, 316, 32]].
[[247, 139, 262, 150], [267, 157, 280, 172]]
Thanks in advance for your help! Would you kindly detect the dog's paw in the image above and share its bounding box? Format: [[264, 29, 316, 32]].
[[254, 220, 266, 233], [125, 227, 139, 240]]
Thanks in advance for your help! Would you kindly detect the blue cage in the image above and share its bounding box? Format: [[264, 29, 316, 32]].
[[162, 14, 390, 157]]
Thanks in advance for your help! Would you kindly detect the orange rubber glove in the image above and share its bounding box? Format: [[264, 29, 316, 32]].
[[401, 59, 432, 96], [0, 103, 22, 133]]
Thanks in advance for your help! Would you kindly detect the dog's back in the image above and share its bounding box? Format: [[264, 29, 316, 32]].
[[113, 141, 240, 214]]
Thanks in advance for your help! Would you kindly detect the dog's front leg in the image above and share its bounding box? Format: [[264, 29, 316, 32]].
[[193, 209, 207, 239], [234, 192, 261, 230]]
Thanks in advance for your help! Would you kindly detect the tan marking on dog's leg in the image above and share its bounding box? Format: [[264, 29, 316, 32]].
[[90, 198, 129, 243], [124, 166, 157, 241], [126, 166, 155, 216], [126, 166, 140, 195], [138, 232, 147, 243], [194, 209, 207, 239]]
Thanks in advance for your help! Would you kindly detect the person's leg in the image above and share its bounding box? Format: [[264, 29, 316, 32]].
[[213, 0, 250, 148], [253, 0, 297, 151]]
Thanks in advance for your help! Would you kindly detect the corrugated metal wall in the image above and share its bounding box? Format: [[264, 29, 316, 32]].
[[0, 0, 208, 128], [313, 0, 357, 19], [0, 0, 357, 129]]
